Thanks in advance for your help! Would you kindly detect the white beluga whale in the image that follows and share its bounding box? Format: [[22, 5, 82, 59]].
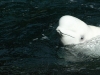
[[56, 15, 100, 45], [56, 15, 100, 60]]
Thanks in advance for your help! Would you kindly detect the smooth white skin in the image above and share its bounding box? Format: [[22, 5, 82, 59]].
[[56, 15, 100, 45]]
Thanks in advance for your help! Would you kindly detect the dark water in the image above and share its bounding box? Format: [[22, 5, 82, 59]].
[[1, 0, 100, 75]]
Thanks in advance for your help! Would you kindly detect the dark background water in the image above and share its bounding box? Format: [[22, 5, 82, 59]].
[[1, 0, 100, 75]]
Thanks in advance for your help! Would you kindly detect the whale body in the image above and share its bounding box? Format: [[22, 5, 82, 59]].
[[56, 15, 100, 59]]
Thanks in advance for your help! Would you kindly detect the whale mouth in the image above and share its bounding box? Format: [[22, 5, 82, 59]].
[[57, 30, 75, 38]]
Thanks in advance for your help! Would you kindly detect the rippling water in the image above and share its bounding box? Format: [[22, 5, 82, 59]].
[[1, 0, 100, 75]]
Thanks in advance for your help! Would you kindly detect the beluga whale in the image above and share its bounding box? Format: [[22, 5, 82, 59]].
[[56, 15, 100, 60]]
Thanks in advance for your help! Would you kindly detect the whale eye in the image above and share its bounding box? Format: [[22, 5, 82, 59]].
[[80, 35, 84, 41]]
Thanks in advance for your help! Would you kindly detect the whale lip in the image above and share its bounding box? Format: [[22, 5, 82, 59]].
[[56, 26, 76, 38], [57, 29, 75, 38]]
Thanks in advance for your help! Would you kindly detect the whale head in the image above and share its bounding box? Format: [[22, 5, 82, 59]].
[[56, 15, 91, 45]]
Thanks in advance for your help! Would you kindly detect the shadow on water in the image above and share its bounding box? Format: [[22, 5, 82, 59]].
[[0, 0, 100, 75]]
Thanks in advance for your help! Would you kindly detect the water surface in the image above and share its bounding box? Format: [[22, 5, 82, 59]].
[[1, 0, 100, 75]]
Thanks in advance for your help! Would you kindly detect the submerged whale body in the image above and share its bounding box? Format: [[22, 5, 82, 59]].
[[56, 15, 100, 60]]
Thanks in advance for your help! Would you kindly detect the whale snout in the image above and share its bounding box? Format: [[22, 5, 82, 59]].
[[56, 27, 75, 39], [56, 28, 63, 37]]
